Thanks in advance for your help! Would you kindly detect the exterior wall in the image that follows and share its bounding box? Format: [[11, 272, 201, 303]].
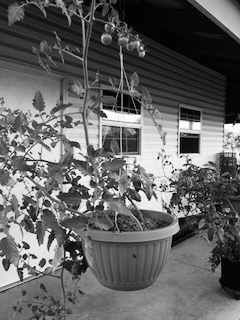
[[0, 0, 226, 285]]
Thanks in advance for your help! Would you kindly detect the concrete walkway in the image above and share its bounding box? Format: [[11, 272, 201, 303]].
[[1, 234, 240, 319]]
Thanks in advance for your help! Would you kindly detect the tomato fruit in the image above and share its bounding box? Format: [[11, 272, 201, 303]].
[[101, 33, 112, 45], [138, 49, 146, 58], [104, 22, 115, 33], [126, 41, 135, 51], [118, 35, 129, 47], [133, 40, 140, 49]]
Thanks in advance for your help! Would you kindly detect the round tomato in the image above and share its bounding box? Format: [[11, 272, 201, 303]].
[[118, 35, 129, 47], [126, 41, 135, 51], [133, 40, 140, 49], [138, 49, 146, 58], [101, 33, 112, 45]]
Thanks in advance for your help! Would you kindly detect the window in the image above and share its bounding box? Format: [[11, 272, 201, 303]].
[[179, 105, 201, 154], [101, 90, 142, 155]]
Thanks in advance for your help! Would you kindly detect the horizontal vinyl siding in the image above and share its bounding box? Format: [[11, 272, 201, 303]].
[[0, 1, 226, 208]]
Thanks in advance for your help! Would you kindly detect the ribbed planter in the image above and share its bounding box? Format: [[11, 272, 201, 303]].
[[80, 210, 179, 291]]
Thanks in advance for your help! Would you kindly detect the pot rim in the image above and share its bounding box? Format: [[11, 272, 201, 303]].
[[81, 210, 180, 243]]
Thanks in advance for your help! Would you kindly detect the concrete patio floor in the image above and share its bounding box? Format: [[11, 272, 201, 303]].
[[1, 234, 240, 320]]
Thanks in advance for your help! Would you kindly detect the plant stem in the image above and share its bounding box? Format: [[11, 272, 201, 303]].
[[60, 250, 66, 320], [81, 0, 96, 148]]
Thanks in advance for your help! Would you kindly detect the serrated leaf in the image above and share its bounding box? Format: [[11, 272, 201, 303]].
[[10, 194, 19, 219], [198, 218, 205, 230], [74, 159, 92, 176], [58, 191, 84, 207], [11, 156, 30, 172], [0, 236, 20, 267], [100, 95, 117, 106], [91, 215, 114, 231], [39, 258, 46, 268], [110, 139, 119, 155], [61, 216, 88, 235], [14, 112, 26, 132], [8, 3, 25, 26], [128, 189, 141, 202], [68, 81, 84, 97], [32, 90, 45, 112], [50, 102, 72, 114], [105, 198, 132, 215], [47, 231, 55, 251], [21, 216, 35, 233], [119, 171, 130, 196], [52, 244, 63, 272], [141, 86, 152, 104], [102, 3, 109, 16], [102, 158, 126, 171], [0, 169, 10, 186], [2, 258, 10, 271], [42, 209, 66, 246], [0, 139, 7, 156], [130, 72, 139, 87]]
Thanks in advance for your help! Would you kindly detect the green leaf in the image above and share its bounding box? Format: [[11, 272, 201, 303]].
[[69, 140, 81, 149], [2, 258, 10, 271], [14, 112, 26, 132], [61, 216, 88, 235], [32, 91, 45, 112], [36, 221, 45, 246], [0, 169, 10, 186], [22, 241, 30, 250], [128, 189, 141, 202], [47, 231, 55, 251], [52, 244, 63, 272], [68, 81, 84, 97], [74, 159, 92, 176], [110, 139, 119, 155], [141, 86, 152, 104], [100, 95, 117, 106], [8, 3, 25, 26], [0, 139, 7, 156], [130, 72, 139, 87], [21, 216, 35, 233], [119, 171, 130, 196], [11, 156, 31, 171], [102, 158, 126, 171], [105, 197, 132, 215], [10, 195, 19, 219], [0, 236, 20, 267], [42, 209, 66, 246], [102, 3, 109, 17], [58, 191, 85, 207], [91, 215, 114, 231], [87, 144, 95, 159], [39, 259, 46, 268], [50, 102, 72, 114]]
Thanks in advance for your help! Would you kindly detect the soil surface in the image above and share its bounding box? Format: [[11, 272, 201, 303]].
[[109, 213, 170, 232]]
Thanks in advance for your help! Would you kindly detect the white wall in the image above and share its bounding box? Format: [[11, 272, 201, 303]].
[[0, 64, 62, 288]]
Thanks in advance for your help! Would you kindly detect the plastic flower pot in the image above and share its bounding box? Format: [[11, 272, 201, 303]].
[[80, 210, 179, 291], [220, 258, 240, 300]]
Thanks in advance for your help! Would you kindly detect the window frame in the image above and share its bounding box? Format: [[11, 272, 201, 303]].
[[178, 104, 202, 155], [99, 87, 143, 156]]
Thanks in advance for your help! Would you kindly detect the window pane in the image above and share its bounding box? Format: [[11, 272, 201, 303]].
[[102, 90, 141, 124], [180, 133, 200, 154], [102, 125, 139, 154], [180, 107, 201, 130]]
